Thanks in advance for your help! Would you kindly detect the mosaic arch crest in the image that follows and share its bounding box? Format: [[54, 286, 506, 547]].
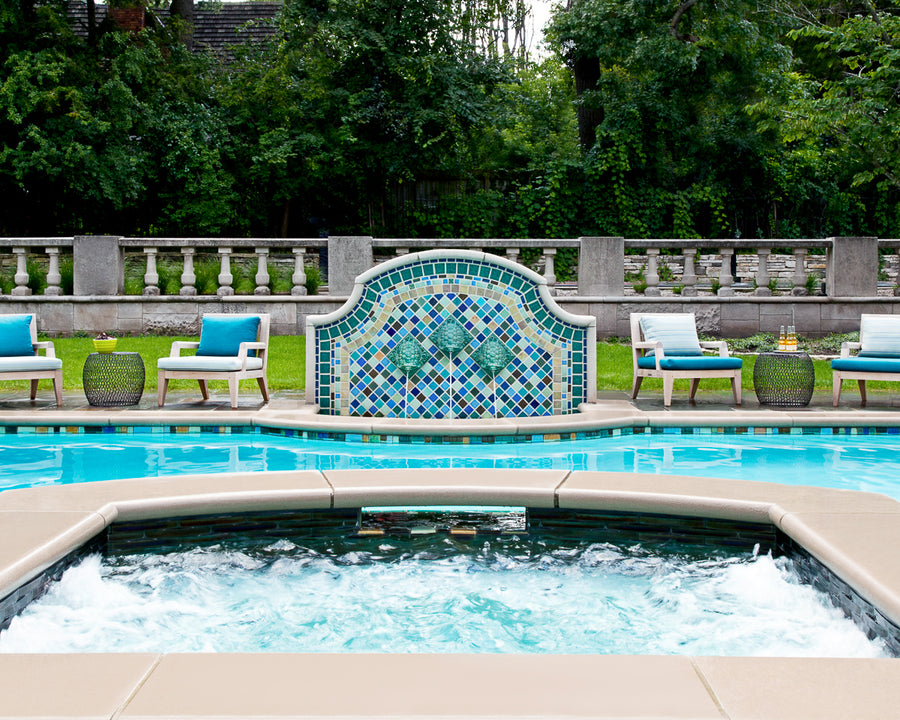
[[306, 250, 597, 418]]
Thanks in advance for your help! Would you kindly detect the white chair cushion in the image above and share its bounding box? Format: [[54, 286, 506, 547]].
[[639, 315, 703, 356], [0, 356, 62, 371], [859, 315, 900, 358], [158, 356, 263, 372]]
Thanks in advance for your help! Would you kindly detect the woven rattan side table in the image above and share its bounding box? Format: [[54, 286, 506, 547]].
[[753, 351, 815, 407], [83, 352, 145, 406]]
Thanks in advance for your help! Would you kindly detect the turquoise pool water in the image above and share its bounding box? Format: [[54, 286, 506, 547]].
[[1, 429, 899, 498], [0, 534, 886, 656]]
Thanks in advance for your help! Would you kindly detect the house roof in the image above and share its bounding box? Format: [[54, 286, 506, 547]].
[[67, 2, 282, 55]]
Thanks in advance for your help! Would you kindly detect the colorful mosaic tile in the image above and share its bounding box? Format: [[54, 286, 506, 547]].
[[309, 252, 593, 418]]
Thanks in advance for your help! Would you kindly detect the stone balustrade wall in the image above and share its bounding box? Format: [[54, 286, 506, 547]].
[[0, 235, 897, 338]]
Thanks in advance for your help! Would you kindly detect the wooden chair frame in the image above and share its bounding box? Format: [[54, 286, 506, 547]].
[[158, 313, 270, 409], [630, 312, 741, 407], [0, 314, 62, 405]]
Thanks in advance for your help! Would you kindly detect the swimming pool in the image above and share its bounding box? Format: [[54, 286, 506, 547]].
[[2, 427, 900, 499]]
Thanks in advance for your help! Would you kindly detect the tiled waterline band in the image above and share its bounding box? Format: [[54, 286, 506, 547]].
[[0, 423, 898, 441]]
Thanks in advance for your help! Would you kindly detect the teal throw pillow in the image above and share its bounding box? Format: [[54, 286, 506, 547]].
[[639, 315, 703, 356], [196, 316, 260, 357], [0, 315, 35, 357]]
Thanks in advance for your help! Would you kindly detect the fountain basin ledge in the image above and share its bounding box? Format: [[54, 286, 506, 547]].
[[1, 468, 900, 719]]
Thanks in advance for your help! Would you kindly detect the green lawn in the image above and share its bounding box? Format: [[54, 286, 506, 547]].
[[8, 336, 884, 397]]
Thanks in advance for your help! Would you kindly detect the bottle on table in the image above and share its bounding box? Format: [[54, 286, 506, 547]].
[[778, 325, 786, 352]]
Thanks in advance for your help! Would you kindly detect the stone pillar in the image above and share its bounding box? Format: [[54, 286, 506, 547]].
[[506, 248, 520, 264], [73, 236, 123, 296], [179, 247, 196, 296], [217, 248, 234, 296], [826, 236, 878, 296], [644, 248, 661, 296], [681, 248, 698, 296], [792, 248, 809, 296], [754, 248, 771, 296], [143, 248, 160, 295], [717, 248, 734, 296], [577, 236, 624, 296], [254, 247, 271, 295], [328, 236, 374, 295], [44, 248, 62, 296], [291, 247, 308, 296], [11, 248, 30, 296]]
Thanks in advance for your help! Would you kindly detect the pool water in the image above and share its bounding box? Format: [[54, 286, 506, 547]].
[[2, 431, 900, 499], [0, 534, 886, 657]]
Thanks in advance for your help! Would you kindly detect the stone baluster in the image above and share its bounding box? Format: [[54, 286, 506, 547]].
[[292, 247, 308, 296], [217, 248, 234, 296], [644, 248, 661, 296], [11, 247, 30, 296], [755, 248, 772, 295], [896, 249, 900, 296], [542, 248, 557, 295], [143, 248, 160, 295], [254, 247, 270, 295], [395, 247, 409, 257], [180, 247, 196, 296], [717, 247, 734, 296], [506, 248, 520, 265], [44, 248, 62, 296], [792, 248, 809, 295], [681, 248, 698, 296]]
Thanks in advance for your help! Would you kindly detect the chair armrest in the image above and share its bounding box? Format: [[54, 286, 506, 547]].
[[237, 342, 267, 368], [170, 341, 200, 357], [840, 341, 861, 358], [33, 341, 56, 358], [700, 340, 730, 357], [633, 340, 664, 369]]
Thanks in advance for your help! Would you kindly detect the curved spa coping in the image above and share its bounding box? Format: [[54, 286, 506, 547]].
[[2, 467, 900, 719]]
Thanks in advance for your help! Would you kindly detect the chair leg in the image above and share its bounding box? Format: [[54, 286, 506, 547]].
[[157, 373, 169, 407], [832, 373, 842, 407], [663, 375, 674, 407], [228, 378, 239, 408], [631, 375, 643, 399], [52, 370, 62, 406], [198, 380, 209, 400], [688, 378, 700, 401], [257, 377, 270, 404], [29, 378, 38, 401], [858, 379, 867, 406], [731, 374, 741, 405]]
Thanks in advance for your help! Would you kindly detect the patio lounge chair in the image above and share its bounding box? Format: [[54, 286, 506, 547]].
[[832, 314, 900, 406], [630, 312, 742, 407], [0, 314, 62, 405], [158, 313, 270, 409]]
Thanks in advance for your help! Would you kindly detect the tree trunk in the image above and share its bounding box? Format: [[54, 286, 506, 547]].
[[573, 55, 603, 149], [169, 0, 195, 50]]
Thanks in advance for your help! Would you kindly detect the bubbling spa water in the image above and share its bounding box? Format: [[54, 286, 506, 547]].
[[0, 533, 886, 657]]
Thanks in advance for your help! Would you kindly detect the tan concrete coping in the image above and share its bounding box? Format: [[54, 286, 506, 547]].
[[0, 511, 107, 601], [2, 653, 900, 719]]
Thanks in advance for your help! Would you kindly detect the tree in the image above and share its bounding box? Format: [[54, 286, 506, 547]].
[[545, 0, 794, 237], [276, 0, 510, 233]]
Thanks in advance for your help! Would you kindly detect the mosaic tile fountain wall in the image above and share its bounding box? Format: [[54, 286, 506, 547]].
[[307, 250, 596, 418]]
